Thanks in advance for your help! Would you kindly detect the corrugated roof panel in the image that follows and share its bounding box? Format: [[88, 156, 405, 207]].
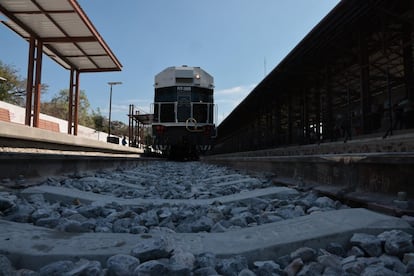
[[2, 21, 29, 38], [50, 13, 91, 37], [43, 47, 71, 69], [49, 43, 84, 56], [92, 56, 115, 68], [36, 0, 74, 11], [78, 42, 106, 55], [0, 0, 37, 12], [67, 57, 96, 70], [16, 14, 65, 37]]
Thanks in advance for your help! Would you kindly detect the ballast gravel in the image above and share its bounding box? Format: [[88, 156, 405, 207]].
[[1, 161, 414, 275]]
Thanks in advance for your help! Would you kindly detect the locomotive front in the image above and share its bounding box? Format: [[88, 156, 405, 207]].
[[152, 66, 216, 159]]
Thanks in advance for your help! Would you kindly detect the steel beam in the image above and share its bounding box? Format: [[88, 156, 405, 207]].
[[359, 31, 371, 134], [68, 69, 74, 134], [67, 69, 80, 135], [24, 37, 35, 126], [403, 23, 414, 101], [74, 71, 80, 135]]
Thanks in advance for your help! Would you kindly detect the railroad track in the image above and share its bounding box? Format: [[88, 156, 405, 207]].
[[0, 160, 412, 275]]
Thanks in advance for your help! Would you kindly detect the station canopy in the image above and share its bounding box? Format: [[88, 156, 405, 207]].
[[0, 0, 122, 72], [135, 113, 153, 125]]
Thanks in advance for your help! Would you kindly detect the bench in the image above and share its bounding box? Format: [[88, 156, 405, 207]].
[[0, 108, 11, 122], [38, 119, 60, 132]]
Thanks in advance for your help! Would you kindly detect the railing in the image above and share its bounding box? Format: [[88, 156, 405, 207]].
[[151, 102, 216, 124]]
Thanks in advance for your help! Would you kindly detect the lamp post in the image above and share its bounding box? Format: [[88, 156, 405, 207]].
[[107, 81, 122, 141]]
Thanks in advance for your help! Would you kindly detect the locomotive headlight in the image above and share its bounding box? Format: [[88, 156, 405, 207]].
[[195, 74, 200, 79]]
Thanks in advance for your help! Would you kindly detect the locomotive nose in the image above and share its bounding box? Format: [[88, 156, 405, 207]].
[[151, 66, 215, 159]]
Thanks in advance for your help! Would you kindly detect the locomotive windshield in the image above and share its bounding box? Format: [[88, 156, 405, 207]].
[[154, 86, 213, 123]]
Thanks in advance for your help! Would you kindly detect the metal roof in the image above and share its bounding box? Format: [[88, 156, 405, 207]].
[[0, 0, 122, 72], [219, 0, 412, 132], [130, 113, 154, 125]]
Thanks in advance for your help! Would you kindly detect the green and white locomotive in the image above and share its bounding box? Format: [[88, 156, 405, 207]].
[[151, 66, 216, 159]]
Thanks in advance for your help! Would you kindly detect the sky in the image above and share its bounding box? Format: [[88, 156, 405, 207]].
[[0, 0, 340, 125]]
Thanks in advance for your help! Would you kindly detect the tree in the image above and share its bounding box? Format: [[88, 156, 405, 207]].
[[41, 89, 94, 128], [91, 108, 130, 136], [91, 108, 106, 132], [0, 60, 50, 107], [0, 61, 26, 106], [110, 120, 129, 137]]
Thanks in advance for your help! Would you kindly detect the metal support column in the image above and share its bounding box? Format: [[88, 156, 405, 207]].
[[32, 40, 43, 128], [68, 69, 80, 135], [315, 89, 321, 141], [274, 100, 281, 146], [386, 68, 393, 137], [403, 24, 414, 101], [287, 94, 293, 144], [303, 89, 310, 143], [128, 104, 134, 147], [266, 104, 273, 147], [323, 68, 334, 141], [68, 69, 74, 134], [383, 26, 394, 138], [346, 85, 352, 142], [73, 71, 80, 135], [25, 37, 35, 126], [136, 112, 140, 148], [359, 31, 371, 134], [24, 37, 43, 127], [270, 98, 277, 147]]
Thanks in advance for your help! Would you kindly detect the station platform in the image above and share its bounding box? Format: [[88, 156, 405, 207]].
[[0, 121, 146, 180], [203, 131, 414, 209], [0, 121, 143, 154]]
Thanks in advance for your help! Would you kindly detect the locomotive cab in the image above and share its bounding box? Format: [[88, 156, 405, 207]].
[[151, 66, 216, 159]]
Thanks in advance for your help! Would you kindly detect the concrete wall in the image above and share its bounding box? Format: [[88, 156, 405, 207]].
[[0, 100, 116, 143], [203, 133, 414, 200]]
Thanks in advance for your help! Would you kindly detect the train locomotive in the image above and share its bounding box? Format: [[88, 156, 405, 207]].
[[151, 66, 216, 159]]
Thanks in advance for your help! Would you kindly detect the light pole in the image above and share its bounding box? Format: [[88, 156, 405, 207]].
[[107, 81, 122, 141]]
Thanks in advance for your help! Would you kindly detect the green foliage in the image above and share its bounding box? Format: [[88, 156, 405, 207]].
[[0, 61, 49, 106], [0, 61, 26, 106], [41, 89, 94, 128], [91, 108, 106, 132], [110, 120, 129, 136]]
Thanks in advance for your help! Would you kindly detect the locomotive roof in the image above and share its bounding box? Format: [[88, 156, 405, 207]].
[[154, 66, 214, 89], [156, 65, 213, 78]]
